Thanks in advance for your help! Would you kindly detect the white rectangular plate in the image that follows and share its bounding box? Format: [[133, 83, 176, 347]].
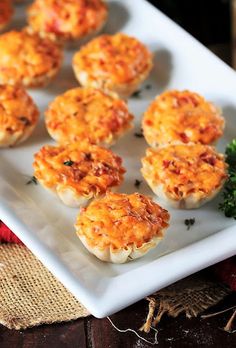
[[0, 0, 236, 318]]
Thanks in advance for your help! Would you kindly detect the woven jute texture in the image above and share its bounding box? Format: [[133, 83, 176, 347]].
[[140, 274, 230, 333], [0, 243, 231, 331], [0, 244, 90, 330]]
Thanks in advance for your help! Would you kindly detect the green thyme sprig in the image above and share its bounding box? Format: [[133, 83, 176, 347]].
[[26, 176, 38, 185]]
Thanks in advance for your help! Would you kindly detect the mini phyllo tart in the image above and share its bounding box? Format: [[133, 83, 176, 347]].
[[73, 33, 153, 99], [0, 30, 62, 87], [0, 0, 13, 31], [33, 142, 125, 208], [0, 84, 39, 147], [141, 144, 228, 209], [27, 0, 108, 43], [45, 87, 134, 147], [75, 192, 170, 263], [142, 90, 225, 147]]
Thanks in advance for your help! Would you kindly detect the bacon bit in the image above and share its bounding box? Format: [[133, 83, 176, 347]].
[[176, 95, 199, 108], [6, 127, 13, 133], [84, 152, 92, 161], [179, 132, 189, 143], [171, 168, 180, 175], [203, 156, 216, 166], [45, 18, 61, 34], [72, 169, 87, 181], [173, 186, 179, 196], [200, 152, 216, 165], [145, 120, 153, 126], [162, 160, 171, 168], [93, 163, 112, 176]]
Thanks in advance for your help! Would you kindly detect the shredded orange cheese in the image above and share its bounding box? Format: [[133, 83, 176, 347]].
[[33, 142, 125, 197], [0, 30, 62, 86], [76, 192, 170, 249], [142, 144, 228, 201], [27, 0, 108, 41], [0, 84, 39, 134], [143, 90, 225, 146], [45, 88, 133, 145], [73, 33, 153, 85]]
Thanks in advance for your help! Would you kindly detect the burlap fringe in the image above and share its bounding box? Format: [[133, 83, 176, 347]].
[[0, 244, 90, 330], [140, 274, 230, 333]]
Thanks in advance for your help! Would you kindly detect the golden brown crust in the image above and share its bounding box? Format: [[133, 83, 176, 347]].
[[33, 142, 125, 205], [73, 33, 153, 98], [0, 84, 39, 147], [141, 144, 228, 208], [142, 90, 225, 147], [27, 0, 108, 42], [0, 0, 13, 31], [75, 192, 170, 250], [45, 87, 134, 146], [0, 30, 63, 87]]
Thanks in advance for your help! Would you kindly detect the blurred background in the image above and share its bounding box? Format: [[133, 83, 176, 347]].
[[148, 0, 233, 67]]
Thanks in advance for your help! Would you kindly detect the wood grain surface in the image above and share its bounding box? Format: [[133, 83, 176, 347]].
[[0, 293, 235, 348]]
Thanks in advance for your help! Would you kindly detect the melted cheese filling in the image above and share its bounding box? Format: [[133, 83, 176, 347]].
[[76, 192, 170, 249], [142, 144, 228, 200]]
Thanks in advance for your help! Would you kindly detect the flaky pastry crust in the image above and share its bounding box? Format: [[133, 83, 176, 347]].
[[75, 192, 170, 263], [141, 143, 228, 209], [0, 84, 39, 147], [73, 33, 153, 98], [33, 142, 125, 207]]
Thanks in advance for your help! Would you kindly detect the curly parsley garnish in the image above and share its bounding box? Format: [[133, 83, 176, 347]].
[[219, 139, 236, 218], [64, 160, 74, 166], [184, 218, 195, 230], [26, 176, 38, 185]]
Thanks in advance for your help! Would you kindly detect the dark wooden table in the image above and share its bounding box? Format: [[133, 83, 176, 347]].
[[0, 290, 235, 347]]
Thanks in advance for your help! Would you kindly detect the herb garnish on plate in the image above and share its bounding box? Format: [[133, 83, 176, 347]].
[[134, 179, 142, 189], [26, 176, 38, 185], [184, 218, 195, 230]]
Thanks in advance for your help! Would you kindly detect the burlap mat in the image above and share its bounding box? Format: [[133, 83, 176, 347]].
[[0, 244, 89, 330], [0, 244, 231, 331], [140, 274, 230, 332]]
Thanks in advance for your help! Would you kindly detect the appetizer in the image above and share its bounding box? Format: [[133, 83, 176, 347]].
[[73, 33, 153, 98], [45, 87, 134, 147], [27, 0, 108, 43], [33, 142, 125, 207], [0, 84, 39, 147], [142, 90, 225, 147], [141, 143, 228, 209], [0, 0, 13, 31], [75, 192, 170, 263], [0, 30, 63, 87]]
